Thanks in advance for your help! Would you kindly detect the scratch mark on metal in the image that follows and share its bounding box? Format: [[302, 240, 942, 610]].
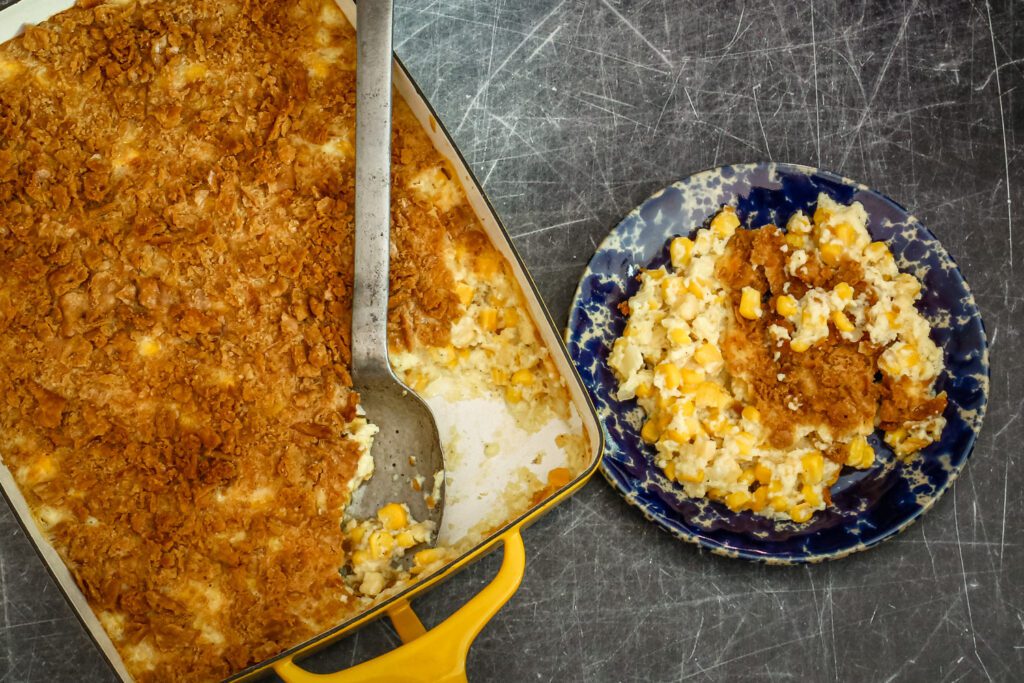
[[596, 0, 674, 70], [838, 0, 918, 169], [752, 84, 772, 161], [985, 1, 1013, 270], [810, 2, 821, 167], [454, 1, 566, 134], [513, 218, 591, 240], [954, 492, 992, 681], [527, 25, 562, 62]]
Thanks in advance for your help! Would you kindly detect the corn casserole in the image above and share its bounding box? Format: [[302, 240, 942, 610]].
[[609, 195, 947, 523], [0, 0, 587, 681]]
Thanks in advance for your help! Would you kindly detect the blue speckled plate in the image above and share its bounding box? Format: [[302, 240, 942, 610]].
[[566, 163, 989, 564]]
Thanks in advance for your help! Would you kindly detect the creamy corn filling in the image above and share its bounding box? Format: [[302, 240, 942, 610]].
[[609, 195, 947, 523], [342, 503, 438, 598], [391, 242, 571, 433]]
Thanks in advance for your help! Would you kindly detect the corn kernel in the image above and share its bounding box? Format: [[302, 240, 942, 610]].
[[738, 468, 756, 486], [790, 504, 813, 524], [694, 342, 723, 367], [725, 491, 751, 511], [707, 487, 725, 500], [502, 307, 519, 327], [413, 548, 443, 568], [653, 410, 672, 434], [680, 367, 705, 389], [475, 254, 499, 277], [668, 327, 690, 345], [641, 419, 661, 444], [695, 381, 728, 408], [770, 495, 789, 512], [479, 307, 498, 331], [655, 362, 682, 390], [813, 205, 832, 226], [739, 287, 762, 320], [663, 461, 676, 480], [754, 463, 772, 485], [25, 455, 58, 485], [351, 549, 371, 567], [676, 399, 696, 417], [677, 467, 705, 484], [396, 531, 417, 548], [410, 372, 429, 392], [833, 222, 857, 246], [491, 368, 509, 386], [790, 338, 811, 353], [750, 486, 769, 511], [665, 428, 688, 444], [377, 503, 408, 531], [831, 310, 855, 333], [802, 484, 822, 508], [707, 417, 732, 437], [505, 386, 522, 403], [348, 524, 367, 545], [864, 241, 890, 261], [670, 237, 695, 268], [820, 242, 843, 265], [455, 283, 475, 306], [775, 295, 798, 317], [511, 368, 536, 386], [711, 207, 741, 238], [735, 431, 755, 456], [634, 382, 653, 399], [801, 451, 825, 485], [369, 530, 395, 559], [138, 336, 161, 357], [742, 406, 761, 423], [834, 282, 854, 301], [785, 232, 806, 249], [686, 278, 705, 299], [847, 435, 875, 468], [769, 479, 784, 493]]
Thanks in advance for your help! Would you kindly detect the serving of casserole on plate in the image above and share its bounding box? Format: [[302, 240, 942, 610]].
[[0, 1, 601, 681], [607, 196, 948, 525], [567, 163, 988, 563]]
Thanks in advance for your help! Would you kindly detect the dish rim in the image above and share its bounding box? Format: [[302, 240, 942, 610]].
[[566, 160, 990, 565]]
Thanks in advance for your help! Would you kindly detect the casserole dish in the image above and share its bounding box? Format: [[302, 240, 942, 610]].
[[0, 0, 603, 680]]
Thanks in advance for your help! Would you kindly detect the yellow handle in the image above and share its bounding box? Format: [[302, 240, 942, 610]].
[[274, 528, 526, 683]]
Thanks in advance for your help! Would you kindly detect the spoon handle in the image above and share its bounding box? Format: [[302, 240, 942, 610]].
[[352, 0, 395, 383]]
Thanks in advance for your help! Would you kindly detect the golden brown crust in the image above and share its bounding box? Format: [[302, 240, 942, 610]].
[[718, 228, 880, 448], [0, 1, 483, 680]]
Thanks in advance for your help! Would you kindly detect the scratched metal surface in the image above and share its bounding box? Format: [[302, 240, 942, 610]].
[[0, 0, 1021, 681]]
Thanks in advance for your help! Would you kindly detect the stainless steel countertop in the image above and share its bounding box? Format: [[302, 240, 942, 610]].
[[1, 1, 1021, 681]]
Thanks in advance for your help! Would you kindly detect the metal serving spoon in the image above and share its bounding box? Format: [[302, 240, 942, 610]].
[[346, 0, 445, 535]]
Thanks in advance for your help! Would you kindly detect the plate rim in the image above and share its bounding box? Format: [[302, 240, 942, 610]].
[[567, 161, 991, 564]]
